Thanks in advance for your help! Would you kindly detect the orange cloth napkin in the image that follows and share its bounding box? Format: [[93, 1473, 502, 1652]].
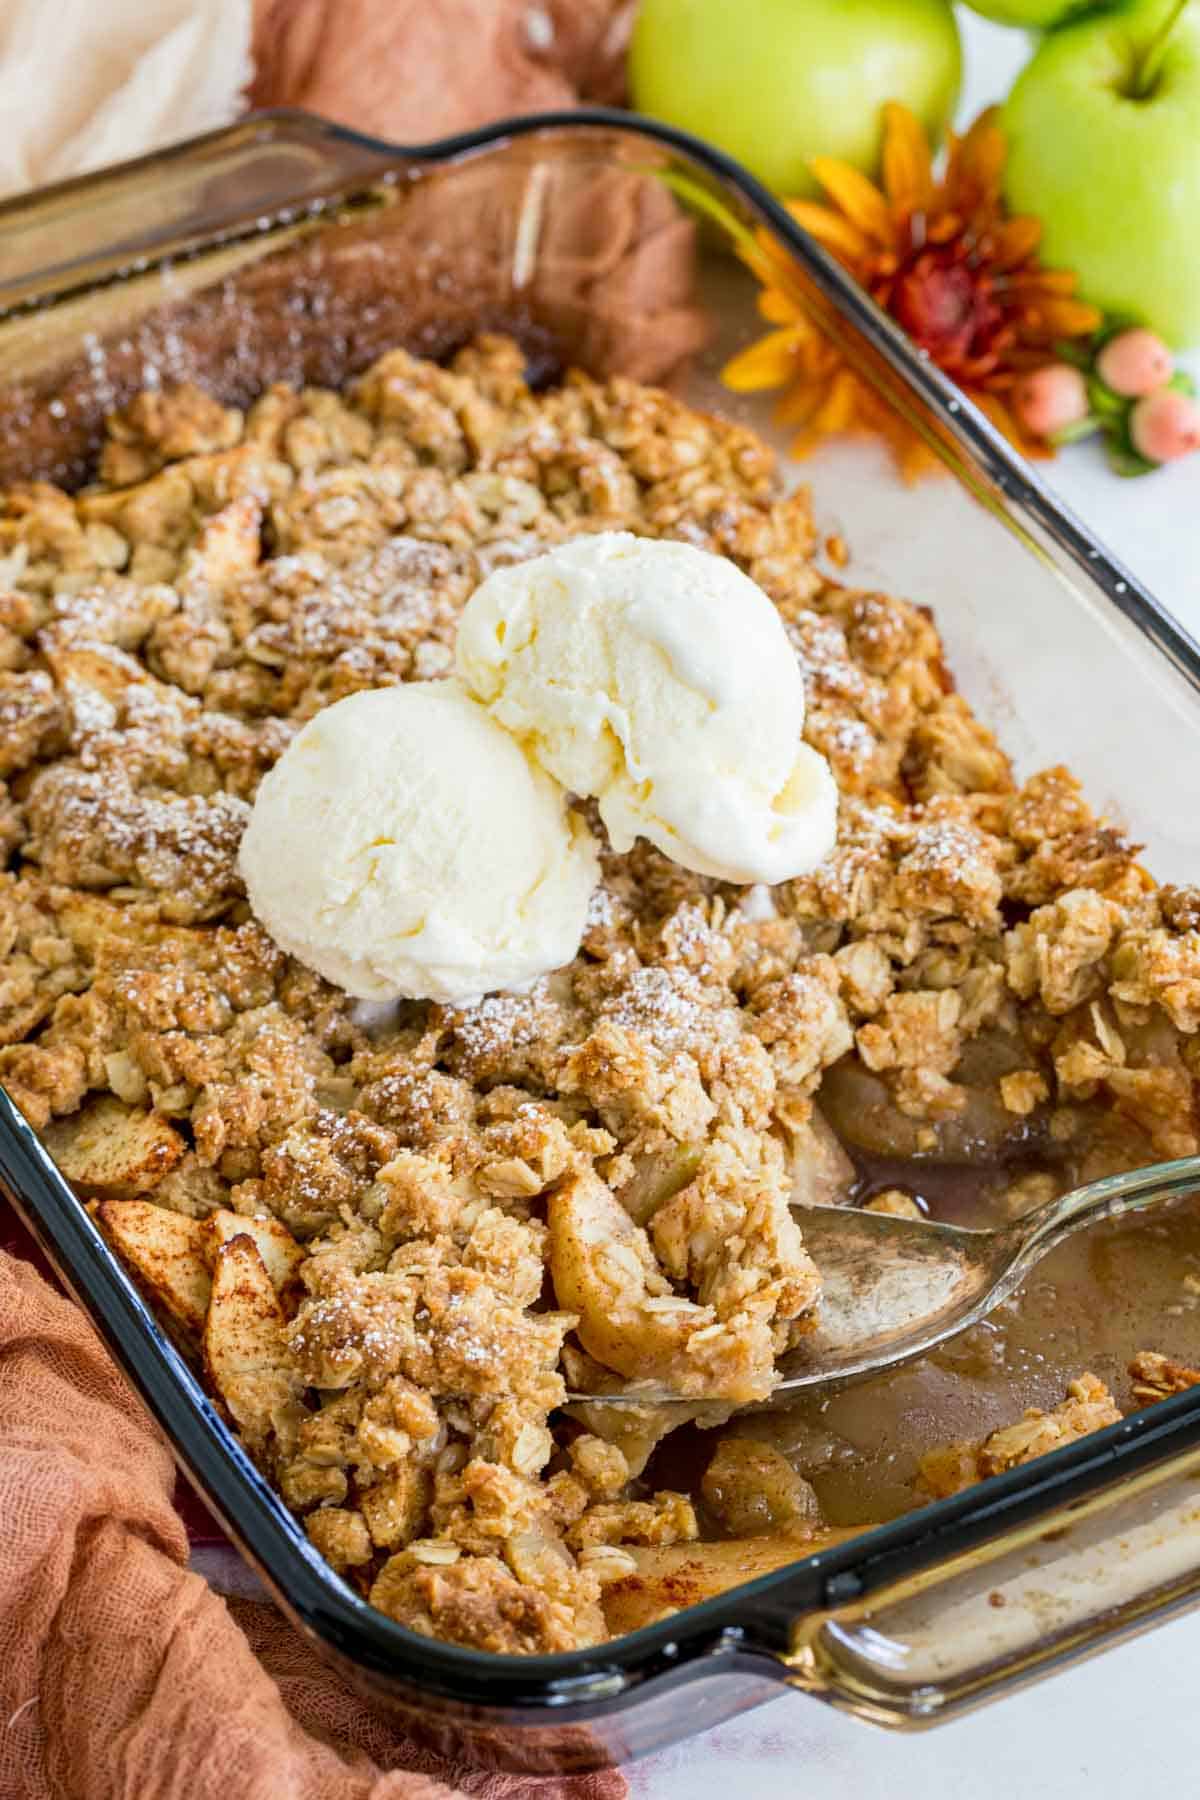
[[0, 9, 698, 1789], [0, 1252, 625, 1799], [249, 0, 635, 137]]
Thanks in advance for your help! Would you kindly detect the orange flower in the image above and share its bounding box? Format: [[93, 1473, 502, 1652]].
[[723, 105, 1102, 473]]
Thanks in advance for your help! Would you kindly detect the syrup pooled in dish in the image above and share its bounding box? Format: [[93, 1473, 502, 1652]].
[[3, 336, 1200, 1653]]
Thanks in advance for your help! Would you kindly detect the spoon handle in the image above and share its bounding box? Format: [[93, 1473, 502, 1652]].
[[1018, 1152, 1200, 1270]]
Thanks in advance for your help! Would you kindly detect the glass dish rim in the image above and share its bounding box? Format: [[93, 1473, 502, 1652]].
[[6, 104, 1198, 686], [2, 103, 1200, 1720]]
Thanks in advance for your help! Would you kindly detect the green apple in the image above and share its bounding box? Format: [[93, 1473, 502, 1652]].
[[960, 0, 1095, 25], [1003, 1, 1200, 345], [629, 0, 961, 199]]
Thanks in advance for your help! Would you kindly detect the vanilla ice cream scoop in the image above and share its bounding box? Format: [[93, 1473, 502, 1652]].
[[238, 681, 598, 1004], [456, 532, 837, 884]]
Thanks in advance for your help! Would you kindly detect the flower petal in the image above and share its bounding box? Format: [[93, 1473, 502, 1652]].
[[774, 365, 837, 422], [811, 368, 863, 434], [927, 210, 963, 246], [881, 102, 932, 218], [1020, 296, 1103, 337], [809, 157, 897, 247], [990, 214, 1042, 271], [738, 232, 789, 292], [785, 199, 871, 265], [946, 107, 1006, 214], [721, 328, 805, 392], [959, 106, 1006, 170], [1003, 267, 1078, 297], [971, 387, 1020, 436], [787, 427, 821, 461], [758, 285, 800, 324], [775, 382, 823, 427], [898, 447, 931, 482]]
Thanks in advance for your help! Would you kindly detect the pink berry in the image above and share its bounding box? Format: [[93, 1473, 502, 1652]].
[[1011, 364, 1090, 440], [1129, 388, 1200, 463], [1096, 328, 1174, 398]]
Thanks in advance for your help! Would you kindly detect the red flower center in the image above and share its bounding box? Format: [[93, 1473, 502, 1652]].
[[889, 249, 1006, 383]]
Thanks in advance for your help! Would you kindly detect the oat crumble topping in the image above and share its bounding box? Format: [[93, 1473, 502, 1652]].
[[5, 337, 1199, 1652]]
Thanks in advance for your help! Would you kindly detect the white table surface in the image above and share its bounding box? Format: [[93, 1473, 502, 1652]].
[[632, 11, 1200, 1795]]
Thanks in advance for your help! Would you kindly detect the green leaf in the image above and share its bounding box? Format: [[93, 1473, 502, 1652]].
[[1085, 375, 1126, 420], [1050, 415, 1101, 446], [1054, 340, 1094, 371], [1104, 438, 1158, 478], [1168, 370, 1196, 397], [1093, 313, 1143, 350]]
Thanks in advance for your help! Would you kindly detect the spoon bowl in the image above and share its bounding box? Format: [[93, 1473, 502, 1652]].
[[567, 1154, 1200, 1407]]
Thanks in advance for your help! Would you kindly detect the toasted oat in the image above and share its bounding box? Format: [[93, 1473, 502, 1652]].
[[864, 1190, 923, 1219], [999, 1070, 1049, 1117], [1128, 1350, 1200, 1405]]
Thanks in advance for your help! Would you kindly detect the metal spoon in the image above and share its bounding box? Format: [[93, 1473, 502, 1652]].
[[567, 1154, 1200, 1406]]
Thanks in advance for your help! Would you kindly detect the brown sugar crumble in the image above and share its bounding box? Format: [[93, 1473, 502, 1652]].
[[916, 1373, 1123, 1499], [3, 336, 1199, 1652], [916, 1352, 1200, 1501], [1128, 1350, 1200, 1405]]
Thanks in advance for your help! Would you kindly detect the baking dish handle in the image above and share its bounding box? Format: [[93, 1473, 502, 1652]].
[[774, 1441, 1200, 1728], [0, 110, 401, 306]]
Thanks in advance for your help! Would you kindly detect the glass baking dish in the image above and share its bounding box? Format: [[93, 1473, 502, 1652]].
[[2, 108, 1200, 1774]]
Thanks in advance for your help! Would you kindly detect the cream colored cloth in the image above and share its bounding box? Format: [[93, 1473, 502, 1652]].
[[0, 0, 252, 196], [0, 0, 635, 199]]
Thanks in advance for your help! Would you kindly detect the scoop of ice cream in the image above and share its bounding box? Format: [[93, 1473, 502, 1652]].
[[456, 532, 837, 884], [238, 681, 598, 1004]]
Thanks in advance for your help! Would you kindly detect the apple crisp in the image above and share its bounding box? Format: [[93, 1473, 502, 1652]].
[[3, 335, 1200, 1653]]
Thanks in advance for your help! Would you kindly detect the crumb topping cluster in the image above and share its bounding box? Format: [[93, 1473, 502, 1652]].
[[3, 336, 1199, 1652]]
